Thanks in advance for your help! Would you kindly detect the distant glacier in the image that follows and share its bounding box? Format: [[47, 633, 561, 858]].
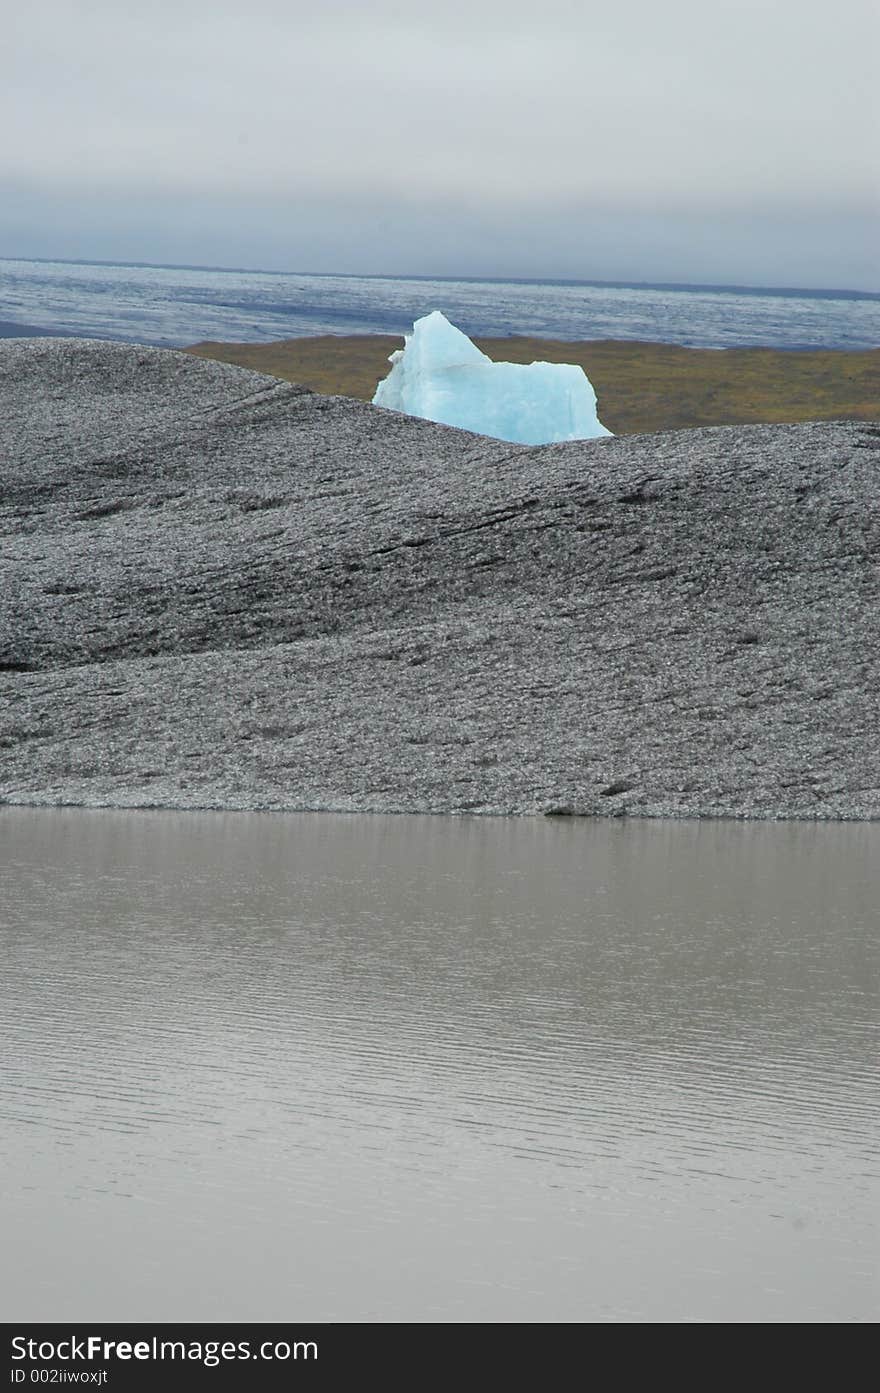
[[1, 256, 878, 350]]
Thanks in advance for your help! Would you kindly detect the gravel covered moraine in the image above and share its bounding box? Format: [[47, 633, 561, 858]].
[[1, 336, 878, 818]]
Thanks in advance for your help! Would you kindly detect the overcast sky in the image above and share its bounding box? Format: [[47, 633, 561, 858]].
[[5, 0, 879, 288]]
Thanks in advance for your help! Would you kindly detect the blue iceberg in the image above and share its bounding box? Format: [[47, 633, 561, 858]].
[[372, 311, 611, 445]]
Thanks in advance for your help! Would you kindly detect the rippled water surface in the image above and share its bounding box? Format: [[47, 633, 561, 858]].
[[2, 257, 878, 349], [1, 810, 877, 1322]]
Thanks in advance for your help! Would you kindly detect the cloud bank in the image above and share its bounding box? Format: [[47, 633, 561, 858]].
[[4, 1, 878, 287]]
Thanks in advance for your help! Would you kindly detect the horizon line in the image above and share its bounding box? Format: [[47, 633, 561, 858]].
[[1, 252, 877, 302]]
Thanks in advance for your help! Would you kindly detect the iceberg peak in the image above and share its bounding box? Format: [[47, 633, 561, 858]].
[[372, 311, 611, 446]]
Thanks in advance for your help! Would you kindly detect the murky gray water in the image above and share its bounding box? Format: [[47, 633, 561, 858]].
[[0, 809, 877, 1322]]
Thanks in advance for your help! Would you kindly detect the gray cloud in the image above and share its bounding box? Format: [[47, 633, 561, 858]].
[[4, 1, 879, 287]]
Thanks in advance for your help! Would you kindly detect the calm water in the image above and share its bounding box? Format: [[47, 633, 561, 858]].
[[1, 256, 878, 349], [0, 809, 877, 1323]]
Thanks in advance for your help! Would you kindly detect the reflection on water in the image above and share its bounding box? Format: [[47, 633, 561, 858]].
[[0, 809, 877, 1322]]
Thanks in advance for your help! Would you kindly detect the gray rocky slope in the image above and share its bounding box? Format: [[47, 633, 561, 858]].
[[1, 337, 878, 818]]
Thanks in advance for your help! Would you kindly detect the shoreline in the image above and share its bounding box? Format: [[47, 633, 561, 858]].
[[2, 796, 877, 822]]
